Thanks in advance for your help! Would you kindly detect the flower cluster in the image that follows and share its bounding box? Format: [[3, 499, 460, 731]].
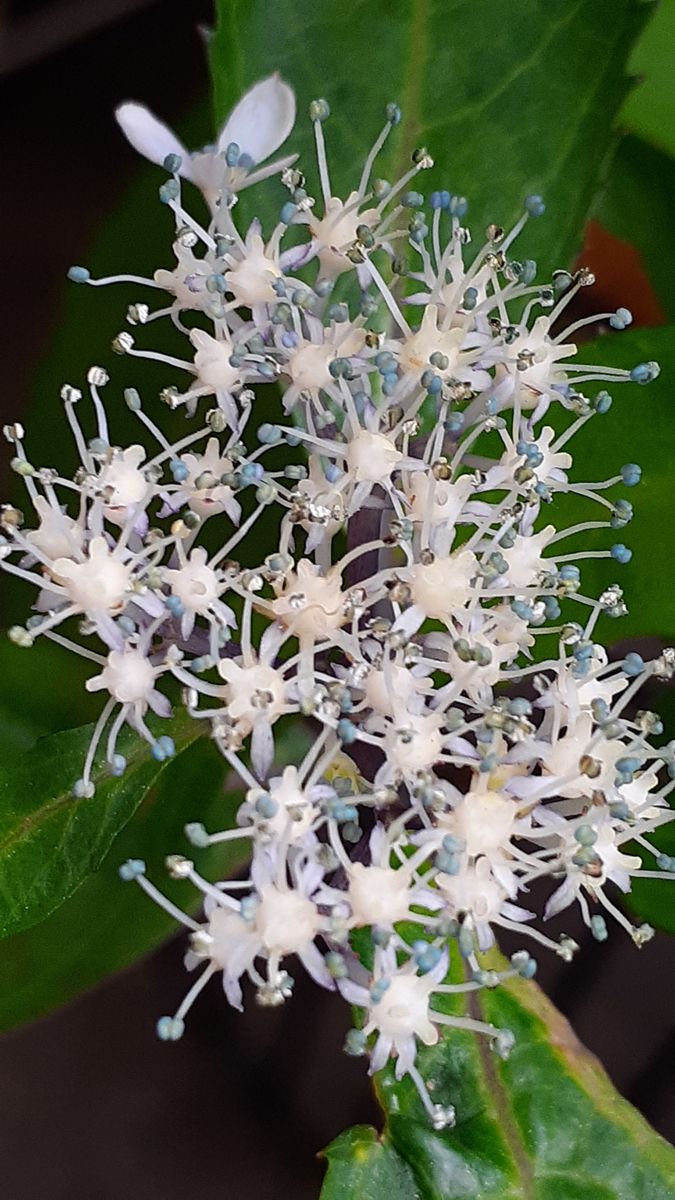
[[4, 76, 673, 1127]]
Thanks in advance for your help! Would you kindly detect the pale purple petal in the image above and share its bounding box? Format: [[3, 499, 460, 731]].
[[394, 1035, 417, 1078], [222, 971, 244, 1011], [280, 240, 318, 272], [115, 103, 194, 179], [299, 943, 334, 990], [337, 978, 370, 1007], [544, 878, 576, 919], [148, 689, 172, 718]]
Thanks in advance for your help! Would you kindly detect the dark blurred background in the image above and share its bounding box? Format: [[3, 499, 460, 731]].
[[0, 3, 673, 1197]]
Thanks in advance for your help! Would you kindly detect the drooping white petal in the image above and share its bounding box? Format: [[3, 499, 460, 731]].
[[217, 74, 295, 165], [115, 102, 194, 180]]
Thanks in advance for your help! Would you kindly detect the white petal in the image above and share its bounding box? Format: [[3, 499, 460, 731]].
[[299, 943, 334, 990], [280, 240, 318, 272], [115, 102, 194, 179], [394, 1035, 417, 1077], [337, 978, 369, 1007], [148, 689, 172, 718], [217, 75, 295, 164], [426, 948, 450, 986], [544, 878, 575, 919], [222, 971, 244, 1011], [251, 717, 274, 779], [369, 1033, 392, 1074], [260, 619, 285, 663]]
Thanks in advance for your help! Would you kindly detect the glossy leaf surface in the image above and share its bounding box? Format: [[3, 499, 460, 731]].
[[0, 737, 246, 1030], [210, 0, 648, 278], [321, 952, 675, 1197], [0, 710, 200, 938]]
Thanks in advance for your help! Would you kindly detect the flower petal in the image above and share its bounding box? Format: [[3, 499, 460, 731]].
[[115, 102, 194, 180], [217, 75, 295, 164]]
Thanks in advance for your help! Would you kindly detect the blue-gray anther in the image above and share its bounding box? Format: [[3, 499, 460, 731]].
[[156, 1016, 185, 1041], [524, 194, 545, 217], [163, 152, 182, 174], [119, 859, 146, 882], [159, 179, 180, 204], [184, 822, 210, 848], [630, 361, 660, 384], [622, 651, 644, 677], [344, 1029, 367, 1056], [620, 463, 641, 486], [590, 916, 608, 942]]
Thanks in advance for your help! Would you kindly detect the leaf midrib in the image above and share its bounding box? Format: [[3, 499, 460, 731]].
[[470, 987, 535, 1200]]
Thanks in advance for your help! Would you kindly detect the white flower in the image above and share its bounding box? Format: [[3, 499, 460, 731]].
[[502, 315, 576, 397], [25, 496, 84, 561], [280, 321, 366, 409], [364, 660, 432, 719], [116, 75, 296, 208], [437, 857, 532, 950], [52, 536, 131, 613], [164, 547, 235, 640], [7, 82, 672, 1131], [247, 766, 323, 843], [395, 305, 490, 391], [97, 446, 151, 524], [344, 826, 431, 927], [271, 560, 346, 641], [404, 471, 474, 531], [225, 224, 283, 306], [176, 438, 241, 524], [206, 907, 260, 1010], [87, 647, 154, 705], [500, 525, 555, 589], [404, 548, 477, 626], [190, 329, 241, 394], [219, 658, 287, 723], [379, 710, 445, 781], [342, 947, 448, 1078], [308, 192, 380, 277]]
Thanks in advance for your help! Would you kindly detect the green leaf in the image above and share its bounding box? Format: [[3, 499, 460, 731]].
[[322, 950, 675, 1198], [0, 639, 98, 754], [0, 709, 201, 938], [621, 0, 675, 159], [593, 134, 675, 321], [321, 1127, 420, 1200], [0, 736, 247, 1031], [210, 0, 648, 277], [551, 325, 675, 643]]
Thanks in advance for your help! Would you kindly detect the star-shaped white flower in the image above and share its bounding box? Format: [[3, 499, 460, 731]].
[[116, 75, 296, 209]]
